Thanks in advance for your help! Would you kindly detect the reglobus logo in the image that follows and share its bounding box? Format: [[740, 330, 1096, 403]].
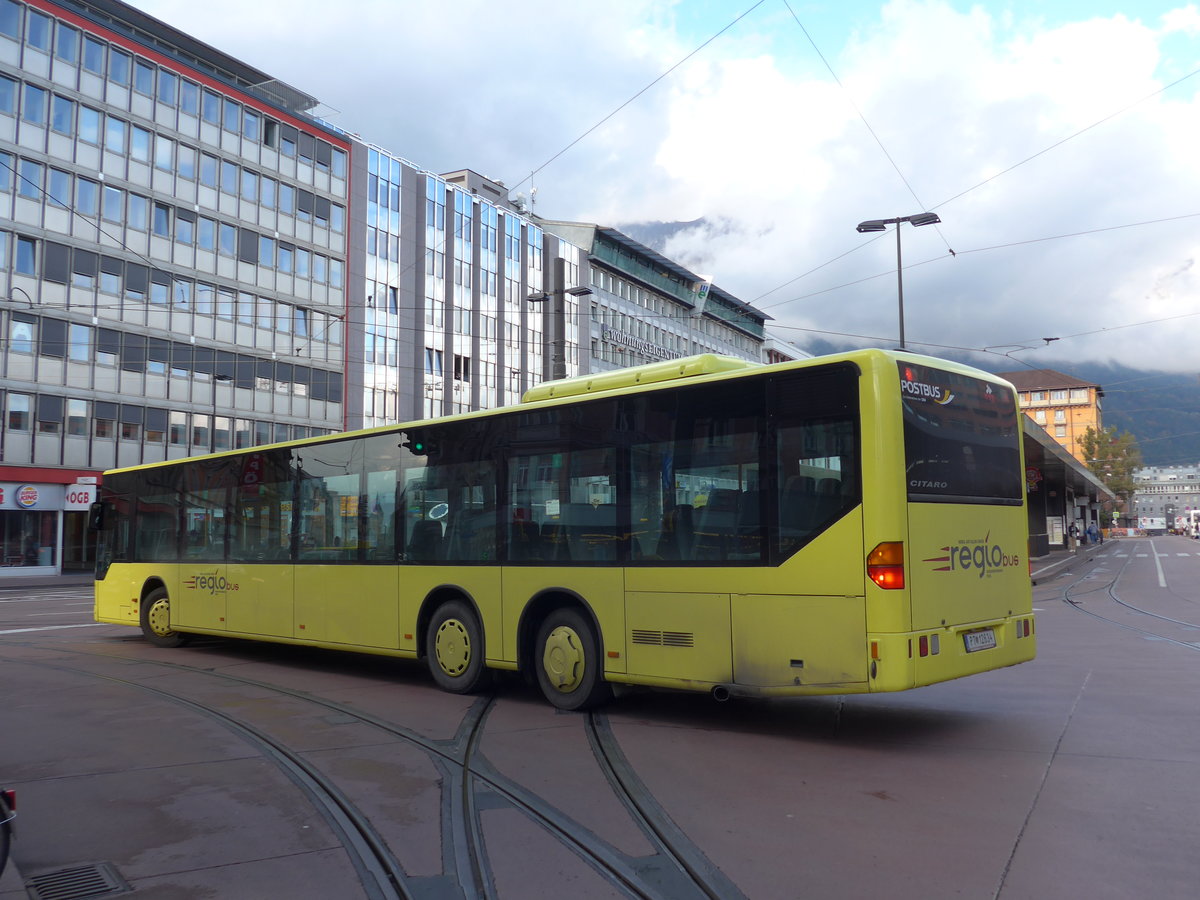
[[183, 572, 238, 595], [924, 534, 1021, 579]]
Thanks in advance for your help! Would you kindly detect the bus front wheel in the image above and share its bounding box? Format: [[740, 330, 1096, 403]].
[[426, 599, 491, 694], [141, 586, 187, 648], [534, 608, 612, 711]]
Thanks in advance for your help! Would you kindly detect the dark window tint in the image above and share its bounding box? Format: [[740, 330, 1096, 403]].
[[899, 362, 1022, 504], [230, 449, 295, 562]]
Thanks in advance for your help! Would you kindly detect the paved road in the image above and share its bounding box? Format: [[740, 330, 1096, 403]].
[[2, 538, 1198, 898]]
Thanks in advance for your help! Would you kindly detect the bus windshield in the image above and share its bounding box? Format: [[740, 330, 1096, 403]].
[[899, 361, 1023, 504]]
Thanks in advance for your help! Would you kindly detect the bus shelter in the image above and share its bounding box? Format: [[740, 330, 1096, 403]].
[[1022, 419, 1114, 558]]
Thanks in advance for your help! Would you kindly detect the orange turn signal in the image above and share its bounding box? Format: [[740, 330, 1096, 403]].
[[867, 541, 905, 590]]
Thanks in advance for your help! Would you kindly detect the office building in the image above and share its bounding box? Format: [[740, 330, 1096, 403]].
[[1, 0, 349, 570], [539, 221, 767, 372]]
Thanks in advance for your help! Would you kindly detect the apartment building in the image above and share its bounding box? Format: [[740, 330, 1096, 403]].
[[996, 368, 1103, 465]]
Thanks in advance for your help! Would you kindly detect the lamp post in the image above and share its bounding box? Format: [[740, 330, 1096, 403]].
[[528, 256, 592, 381], [855, 212, 941, 350]]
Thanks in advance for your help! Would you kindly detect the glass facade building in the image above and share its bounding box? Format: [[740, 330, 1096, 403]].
[[0, 0, 349, 571]]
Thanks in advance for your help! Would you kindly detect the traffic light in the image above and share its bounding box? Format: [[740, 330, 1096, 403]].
[[401, 433, 437, 457]]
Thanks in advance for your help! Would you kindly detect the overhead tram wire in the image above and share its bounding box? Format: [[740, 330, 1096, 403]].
[[780, 0, 954, 258], [750, 60, 1200, 309], [755, 209, 1200, 315], [506, 0, 768, 194]]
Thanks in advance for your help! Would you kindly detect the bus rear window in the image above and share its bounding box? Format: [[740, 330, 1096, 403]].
[[899, 362, 1022, 504]]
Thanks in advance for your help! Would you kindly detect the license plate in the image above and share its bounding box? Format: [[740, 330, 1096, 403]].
[[963, 629, 997, 653]]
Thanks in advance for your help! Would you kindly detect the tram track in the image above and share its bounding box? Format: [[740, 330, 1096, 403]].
[[1058, 542, 1200, 653], [5, 654, 414, 900], [4, 641, 739, 899]]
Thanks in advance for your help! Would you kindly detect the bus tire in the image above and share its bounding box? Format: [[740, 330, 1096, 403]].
[[535, 607, 612, 711], [426, 599, 491, 694], [141, 586, 188, 648]]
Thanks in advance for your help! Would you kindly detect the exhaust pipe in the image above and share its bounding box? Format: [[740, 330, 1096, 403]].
[[711, 685, 731, 702]]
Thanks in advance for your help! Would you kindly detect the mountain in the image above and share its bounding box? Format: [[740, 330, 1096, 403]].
[[1037, 361, 1200, 468]]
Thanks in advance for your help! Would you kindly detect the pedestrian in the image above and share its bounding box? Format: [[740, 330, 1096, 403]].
[[1087, 523, 1099, 545], [1067, 522, 1078, 549]]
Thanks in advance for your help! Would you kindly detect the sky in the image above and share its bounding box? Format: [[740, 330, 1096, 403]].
[[125, 0, 1200, 374]]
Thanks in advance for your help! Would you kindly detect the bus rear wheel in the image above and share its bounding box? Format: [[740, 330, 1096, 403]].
[[141, 586, 187, 648], [535, 608, 612, 711], [426, 599, 491, 694]]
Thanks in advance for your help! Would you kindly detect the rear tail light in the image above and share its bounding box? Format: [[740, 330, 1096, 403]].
[[867, 542, 905, 589]]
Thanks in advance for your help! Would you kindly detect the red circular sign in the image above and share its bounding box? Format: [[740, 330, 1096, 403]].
[[15, 485, 39, 508]]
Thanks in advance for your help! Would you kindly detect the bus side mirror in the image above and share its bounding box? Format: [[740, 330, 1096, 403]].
[[88, 501, 105, 532]]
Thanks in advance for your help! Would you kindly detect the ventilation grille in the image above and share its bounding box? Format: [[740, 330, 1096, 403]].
[[631, 629, 695, 647], [26, 862, 130, 900]]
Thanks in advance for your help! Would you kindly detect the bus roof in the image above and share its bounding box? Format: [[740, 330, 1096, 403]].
[[98, 348, 1014, 479], [520, 354, 758, 403]]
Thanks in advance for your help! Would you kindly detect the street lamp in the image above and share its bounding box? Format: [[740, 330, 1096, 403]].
[[855, 212, 941, 350], [527, 256, 592, 381]]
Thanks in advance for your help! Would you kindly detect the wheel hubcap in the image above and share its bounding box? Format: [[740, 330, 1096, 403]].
[[147, 599, 172, 637], [435, 619, 471, 676], [542, 625, 585, 692]]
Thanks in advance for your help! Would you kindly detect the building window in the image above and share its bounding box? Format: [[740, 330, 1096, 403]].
[[25, 9, 50, 50], [82, 35, 104, 73], [50, 94, 73, 134], [67, 399, 88, 436], [55, 23, 78, 63], [202, 89, 220, 124], [78, 106, 100, 144], [18, 158, 43, 200], [108, 49, 130, 86], [15, 235, 36, 275], [152, 202, 171, 237], [6, 393, 31, 431], [133, 59, 153, 96], [69, 323, 91, 362]]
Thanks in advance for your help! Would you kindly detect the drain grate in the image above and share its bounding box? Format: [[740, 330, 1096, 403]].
[[26, 862, 130, 900]]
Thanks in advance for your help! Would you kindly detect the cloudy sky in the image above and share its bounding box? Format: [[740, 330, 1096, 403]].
[[127, 0, 1200, 373]]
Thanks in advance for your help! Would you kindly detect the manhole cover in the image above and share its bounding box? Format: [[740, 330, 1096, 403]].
[[26, 862, 130, 899]]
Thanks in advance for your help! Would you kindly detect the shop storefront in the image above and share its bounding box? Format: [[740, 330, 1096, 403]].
[[0, 470, 99, 575]]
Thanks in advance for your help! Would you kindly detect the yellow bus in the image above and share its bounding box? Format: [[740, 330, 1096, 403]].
[[92, 350, 1035, 709]]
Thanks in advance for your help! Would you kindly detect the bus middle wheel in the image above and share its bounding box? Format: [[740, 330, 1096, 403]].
[[535, 608, 612, 711], [426, 599, 491, 693]]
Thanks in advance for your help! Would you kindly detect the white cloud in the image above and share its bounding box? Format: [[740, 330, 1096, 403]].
[[127, 0, 1200, 371]]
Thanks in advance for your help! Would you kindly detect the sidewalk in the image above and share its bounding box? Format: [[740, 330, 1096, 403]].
[[0, 573, 95, 590], [1029, 539, 1112, 585]]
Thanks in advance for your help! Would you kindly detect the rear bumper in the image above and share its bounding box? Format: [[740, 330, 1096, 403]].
[[867, 614, 1037, 692]]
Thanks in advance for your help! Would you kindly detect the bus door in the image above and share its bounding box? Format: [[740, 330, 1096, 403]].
[[173, 468, 229, 632], [226, 452, 295, 638]]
